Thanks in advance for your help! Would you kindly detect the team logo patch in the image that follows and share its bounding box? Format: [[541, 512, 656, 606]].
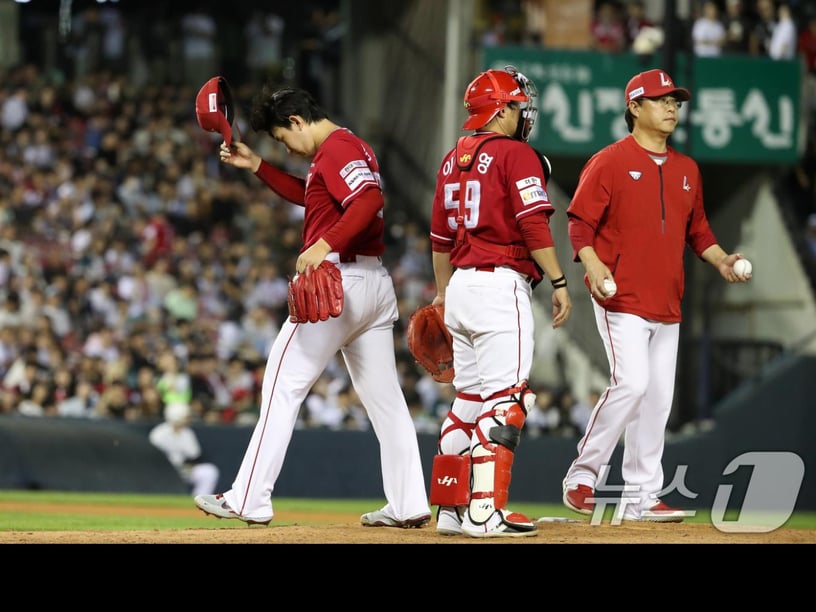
[[515, 176, 542, 189], [343, 166, 374, 190], [340, 159, 367, 178], [628, 171, 642, 181], [520, 185, 548, 205], [459, 153, 472, 164]]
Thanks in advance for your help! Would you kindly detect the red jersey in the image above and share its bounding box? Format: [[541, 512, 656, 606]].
[[429, 133, 555, 281], [142, 214, 174, 267], [798, 27, 816, 72], [302, 128, 385, 256], [567, 135, 717, 322]]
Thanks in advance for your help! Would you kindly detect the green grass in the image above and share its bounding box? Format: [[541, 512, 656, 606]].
[[2, 490, 815, 531]]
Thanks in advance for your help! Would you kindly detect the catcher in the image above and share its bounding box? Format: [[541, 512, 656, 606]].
[[192, 81, 430, 529], [425, 66, 572, 538]]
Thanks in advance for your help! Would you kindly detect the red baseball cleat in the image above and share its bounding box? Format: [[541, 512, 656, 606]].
[[563, 483, 595, 515]]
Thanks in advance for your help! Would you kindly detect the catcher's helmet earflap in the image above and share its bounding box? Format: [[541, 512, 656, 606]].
[[195, 76, 241, 145], [462, 65, 538, 142]]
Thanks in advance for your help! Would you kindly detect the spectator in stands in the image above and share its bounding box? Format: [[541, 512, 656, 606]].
[[66, 6, 105, 78], [525, 384, 559, 437], [591, 1, 628, 53], [180, 6, 218, 88], [155, 349, 192, 409], [723, 0, 753, 54], [130, 364, 162, 420], [1, 87, 29, 132], [141, 210, 175, 270], [144, 257, 177, 313], [163, 281, 199, 322], [240, 304, 280, 359], [94, 378, 134, 420], [149, 401, 220, 496], [17, 380, 55, 417], [750, 0, 777, 57], [806, 214, 816, 261], [0, 291, 23, 329], [769, 2, 797, 61], [56, 377, 99, 418], [245, 11, 286, 83], [0, 248, 11, 291], [520, 0, 546, 46], [336, 383, 370, 431], [481, 13, 508, 47], [800, 13, 816, 116], [0, 326, 17, 379], [555, 387, 579, 438], [791, 128, 816, 220], [692, 1, 726, 57], [624, 0, 654, 49]]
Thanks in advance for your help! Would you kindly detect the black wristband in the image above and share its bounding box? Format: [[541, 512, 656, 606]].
[[550, 275, 567, 289]]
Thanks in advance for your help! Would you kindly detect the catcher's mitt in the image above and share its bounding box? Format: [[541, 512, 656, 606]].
[[406, 304, 454, 383], [287, 261, 344, 323]]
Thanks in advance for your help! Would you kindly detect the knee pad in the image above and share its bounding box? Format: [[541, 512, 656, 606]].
[[429, 454, 471, 507], [481, 381, 535, 449]]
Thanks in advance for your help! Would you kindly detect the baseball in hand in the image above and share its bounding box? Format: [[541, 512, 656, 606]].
[[603, 279, 617, 297], [733, 259, 752, 277]]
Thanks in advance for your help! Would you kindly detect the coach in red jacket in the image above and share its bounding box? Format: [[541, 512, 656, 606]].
[[561, 68, 752, 523]]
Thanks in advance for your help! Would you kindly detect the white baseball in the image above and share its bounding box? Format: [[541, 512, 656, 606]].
[[734, 259, 752, 277], [603, 279, 617, 297]]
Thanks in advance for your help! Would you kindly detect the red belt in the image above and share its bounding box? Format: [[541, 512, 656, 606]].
[[338, 254, 384, 263]]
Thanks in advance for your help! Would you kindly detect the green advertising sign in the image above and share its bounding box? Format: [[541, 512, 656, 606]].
[[482, 48, 803, 164]]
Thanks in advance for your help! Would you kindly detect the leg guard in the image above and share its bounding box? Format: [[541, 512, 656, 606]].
[[468, 382, 535, 524], [431, 393, 481, 532], [429, 454, 471, 506], [430, 393, 480, 507]]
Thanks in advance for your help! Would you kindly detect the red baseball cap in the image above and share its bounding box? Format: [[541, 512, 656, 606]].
[[195, 76, 237, 145], [624, 69, 690, 105]]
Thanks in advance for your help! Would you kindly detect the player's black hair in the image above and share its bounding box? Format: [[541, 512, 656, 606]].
[[625, 104, 637, 133], [249, 85, 330, 132]]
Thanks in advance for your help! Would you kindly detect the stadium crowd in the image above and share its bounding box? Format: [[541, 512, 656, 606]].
[[0, 57, 457, 431]]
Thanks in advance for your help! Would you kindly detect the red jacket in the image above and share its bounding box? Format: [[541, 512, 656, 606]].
[[567, 135, 717, 322]]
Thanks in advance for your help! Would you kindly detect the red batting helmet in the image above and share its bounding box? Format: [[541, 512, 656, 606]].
[[462, 66, 538, 142]]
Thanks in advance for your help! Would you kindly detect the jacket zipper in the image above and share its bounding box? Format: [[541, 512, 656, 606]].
[[658, 165, 666, 234]]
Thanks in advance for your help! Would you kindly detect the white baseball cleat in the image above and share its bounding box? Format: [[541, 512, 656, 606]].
[[360, 507, 431, 528], [194, 494, 272, 526], [435, 506, 464, 536], [461, 509, 538, 538]]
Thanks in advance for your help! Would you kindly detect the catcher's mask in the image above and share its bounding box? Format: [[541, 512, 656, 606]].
[[462, 65, 538, 142], [195, 76, 241, 146]]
